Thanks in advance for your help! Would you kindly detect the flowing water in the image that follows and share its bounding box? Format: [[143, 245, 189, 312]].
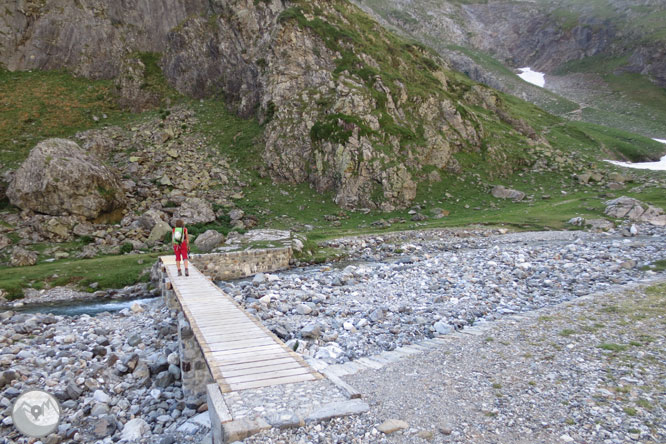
[[16, 296, 159, 317]]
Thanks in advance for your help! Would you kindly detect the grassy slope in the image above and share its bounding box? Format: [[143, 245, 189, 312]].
[[0, 69, 138, 170], [1, 1, 665, 299]]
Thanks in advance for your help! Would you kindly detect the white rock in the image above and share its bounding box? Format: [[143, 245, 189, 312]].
[[121, 418, 150, 441], [167, 352, 179, 366], [189, 412, 211, 428], [93, 390, 111, 404], [130, 302, 145, 313], [150, 389, 161, 400], [343, 322, 356, 332], [259, 295, 272, 305]]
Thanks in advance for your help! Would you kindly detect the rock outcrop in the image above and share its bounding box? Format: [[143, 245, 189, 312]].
[[491, 185, 525, 201], [605, 196, 666, 226], [7, 139, 126, 219]]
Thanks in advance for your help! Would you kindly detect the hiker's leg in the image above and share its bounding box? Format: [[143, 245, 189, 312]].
[[174, 245, 182, 275]]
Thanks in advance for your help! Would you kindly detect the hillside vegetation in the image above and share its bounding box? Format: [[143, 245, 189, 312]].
[[0, 0, 665, 300]]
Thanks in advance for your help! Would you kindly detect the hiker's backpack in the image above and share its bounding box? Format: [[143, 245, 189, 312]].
[[173, 227, 185, 244]]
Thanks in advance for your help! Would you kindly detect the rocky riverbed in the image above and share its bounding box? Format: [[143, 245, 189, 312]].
[[244, 280, 666, 444], [224, 226, 666, 366], [1, 226, 664, 443], [0, 299, 211, 444]]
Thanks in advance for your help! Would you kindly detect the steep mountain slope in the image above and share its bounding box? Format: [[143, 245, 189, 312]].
[[355, 0, 666, 139], [0, 0, 562, 210]]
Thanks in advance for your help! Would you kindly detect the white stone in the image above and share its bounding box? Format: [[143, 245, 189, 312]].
[[130, 302, 145, 313], [259, 295, 272, 305], [167, 352, 179, 366], [93, 390, 111, 404], [343, 322, 356, 332], [189, 412, 211, 428], [121, 418, 150, 441], [150, 389, 161, 400], [377, 419, 409, 434]]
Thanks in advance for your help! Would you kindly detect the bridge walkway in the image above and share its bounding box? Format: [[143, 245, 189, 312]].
[[160, 256, 322, 393]]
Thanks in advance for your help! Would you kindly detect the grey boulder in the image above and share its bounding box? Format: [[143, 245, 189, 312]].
[[193, 229, 225, 252], [7, 138, 125, 219]]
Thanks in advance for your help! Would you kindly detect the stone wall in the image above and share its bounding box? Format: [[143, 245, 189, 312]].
[[190, 247, 292, 281], [178, 313, 214, 398]]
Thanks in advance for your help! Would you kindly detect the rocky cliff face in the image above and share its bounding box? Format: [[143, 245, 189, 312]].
[[1, 0, 549, 209]]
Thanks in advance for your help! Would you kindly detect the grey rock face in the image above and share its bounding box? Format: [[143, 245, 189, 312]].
[[0, 0, 210, 79], [7, 139, 125, 219]]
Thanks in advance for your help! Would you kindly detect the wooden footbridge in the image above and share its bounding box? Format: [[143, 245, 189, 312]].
[[159, 256, 322, 393]]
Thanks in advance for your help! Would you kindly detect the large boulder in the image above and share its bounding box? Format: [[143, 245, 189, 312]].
[[491, 185, 525, 201], [7, 139, 125, 219], [0, 234, 11, 251], [137, 209, 168, 231], [605, 196, 666, 226], [10, 248, 37, 267], [170, 198, 215, 226], [147, 221, 173, 245], [193, 230, 225, 252]]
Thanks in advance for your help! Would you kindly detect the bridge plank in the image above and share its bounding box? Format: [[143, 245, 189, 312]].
[[161, 257, 322, 393], [228, 373, 317, 391], [219, 361, 305, 378], [210, 343, 285, 358], [224, 367, 313, 384], [206, 338, 276, 351], [216, 356, 296, 372]]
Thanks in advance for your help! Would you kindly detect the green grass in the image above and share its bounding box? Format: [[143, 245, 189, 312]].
[[194, 98, 263, 170], [0, 69, 137, 170], [0, 253, 161, 300], [597, 343, 629, 352], [135, 51, 181, 104]]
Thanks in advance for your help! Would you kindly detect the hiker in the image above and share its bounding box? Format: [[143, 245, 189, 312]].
[[172, 219, 189, 276]]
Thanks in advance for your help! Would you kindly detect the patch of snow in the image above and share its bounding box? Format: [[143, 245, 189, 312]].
[[604, 138, 666, 171], [605, 155, 666, 171], [517, 67, 545, 88]]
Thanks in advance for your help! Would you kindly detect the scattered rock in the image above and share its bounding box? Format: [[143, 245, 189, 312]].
[[377, 419, 409, 434], [10, 247, 38, 267], [491, 185, 525, 201], [121, 418, 151, 441]]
